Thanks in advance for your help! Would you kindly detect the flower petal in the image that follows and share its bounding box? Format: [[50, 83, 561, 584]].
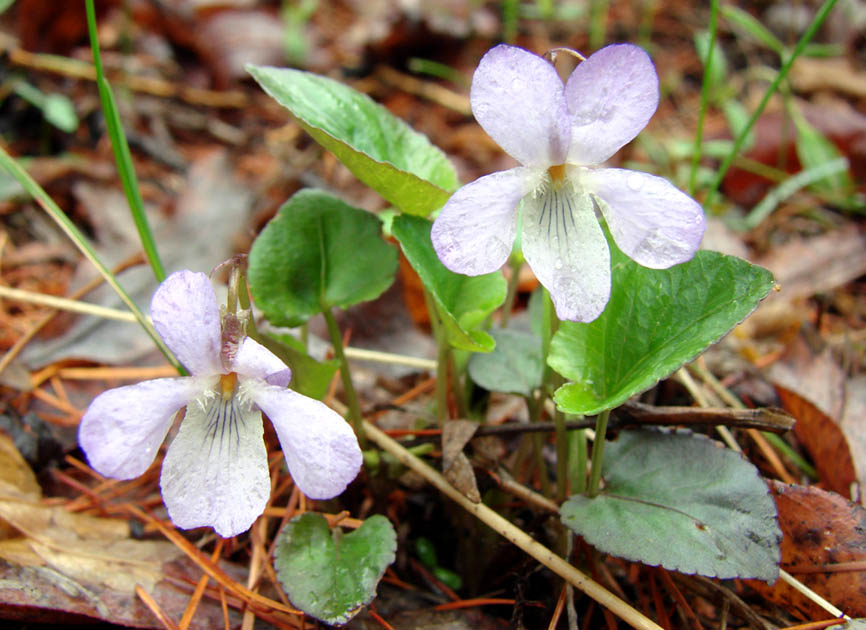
[[432, 167, 537, 276], [565, 44, 659, 165], [78, 376, 205, 479], [471, 44, 570, 167], [251, 386, 361, 499], [234, 337, 292, 387], [522, 186, 611, 322], [588, 168, 706, 268], [151, 271, 222, 376], [160, 392, 270, 537]]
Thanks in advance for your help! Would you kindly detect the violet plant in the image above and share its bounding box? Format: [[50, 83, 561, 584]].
[[243, 38, 783, 622], [78, 269, 362, 538]]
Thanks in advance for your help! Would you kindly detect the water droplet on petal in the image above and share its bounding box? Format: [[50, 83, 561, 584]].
[[627, 173, 644, 191], [554, 259, 563, 270]]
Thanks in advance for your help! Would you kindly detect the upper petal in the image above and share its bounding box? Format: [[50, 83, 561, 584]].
[[251, 386, 361, 500], [160, 391, 270, 537], [471, 44, 571, 167], [432, 167, 537, 276], [522, 185, 611, 322], [565, 44, 659, 165], [234, 337, 292, 387], [78, 376, 205, 479], [151, 271, 222, 376], [587, 168, 706, 268]]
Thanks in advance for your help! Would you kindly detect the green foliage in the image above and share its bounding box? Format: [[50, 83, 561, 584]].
[[467, 328, 542, 396], [274, 513, 397, 625], [550, 237, 774, 416], [391, 215, 506, 352], [247, 65, 458, 215], [261, 333, 340, 400], [560, 429, 781, 580], [248, 189, 398, 327]]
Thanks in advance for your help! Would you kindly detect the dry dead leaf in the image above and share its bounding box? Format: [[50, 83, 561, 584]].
[[0, 432, 41, 503], [442, 421, 481, 503], [775, 385, 857, 497], [0, 438, 238, 628], [747, 481, 866, 620]]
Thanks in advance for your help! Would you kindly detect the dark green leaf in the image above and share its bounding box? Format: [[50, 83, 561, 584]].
[[391, 215, 506, 352], [247, 65, 458, 216], [560, 429, 781, 580], [274, 512, 397, 625], [550, 240, 774, 415], [467, 328, 542, 396], [248, 189, 398, 326]]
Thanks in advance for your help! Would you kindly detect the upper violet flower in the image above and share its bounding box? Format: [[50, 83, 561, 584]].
[[78, 270, 362, 537], [431, 44, 706, 322]]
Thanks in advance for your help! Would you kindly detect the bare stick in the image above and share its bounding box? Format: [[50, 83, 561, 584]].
[[363, 421, 663, 630]]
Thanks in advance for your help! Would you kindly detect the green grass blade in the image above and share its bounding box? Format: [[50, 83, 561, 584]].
[[689, 0, 719, 197], [85, 0, 165, 282], [0, 144, 184, 374], [705, 0, 839, 207], [720, 5, 785, 55]]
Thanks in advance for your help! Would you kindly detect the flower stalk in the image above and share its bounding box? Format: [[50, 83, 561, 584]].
[[321, 305, 366, 447], [587, 409, 611, 497]]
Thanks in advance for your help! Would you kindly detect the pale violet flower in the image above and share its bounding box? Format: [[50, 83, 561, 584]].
[[432, 44, 706, 322], [78, 270, 362, 538]]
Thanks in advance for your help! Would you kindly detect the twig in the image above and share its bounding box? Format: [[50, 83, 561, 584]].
[[363, 420, 663, 630], [5, 46, 247, 108]]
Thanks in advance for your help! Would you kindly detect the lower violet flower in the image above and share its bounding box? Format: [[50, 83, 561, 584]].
[[431, 43, 706, 322], [78, 270, 362, 537]]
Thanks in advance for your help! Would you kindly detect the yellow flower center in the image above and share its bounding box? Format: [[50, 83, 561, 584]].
[[548, 164, 567, 184], [220, 372, 238, 400]]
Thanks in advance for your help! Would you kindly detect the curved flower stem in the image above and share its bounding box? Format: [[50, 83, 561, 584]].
[[321, 306, 366, 447], [587, 409, 611, 498]]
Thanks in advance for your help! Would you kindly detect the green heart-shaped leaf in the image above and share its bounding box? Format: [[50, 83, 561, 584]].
[[467, 328, 543, 396], [247, 65, 458, 216], [560, 429, 781, 580], [248, 189, 398, 326], [391, 215, 506, 352], [550, 242, 774, 415], [274, 512, 397, 625]]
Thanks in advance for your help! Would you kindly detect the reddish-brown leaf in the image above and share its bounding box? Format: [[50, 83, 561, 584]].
[[747, 482, 866, 619]]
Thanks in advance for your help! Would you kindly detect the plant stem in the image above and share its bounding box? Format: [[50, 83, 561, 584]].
[[84, 0, 165, 282], [321, 307, 366, 446], [423, 289, 450, 425], [527, 396, 552, 497], [587, 409, 611, 497], [540, 289, 569, 499], [568, 428, 587, 495]]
